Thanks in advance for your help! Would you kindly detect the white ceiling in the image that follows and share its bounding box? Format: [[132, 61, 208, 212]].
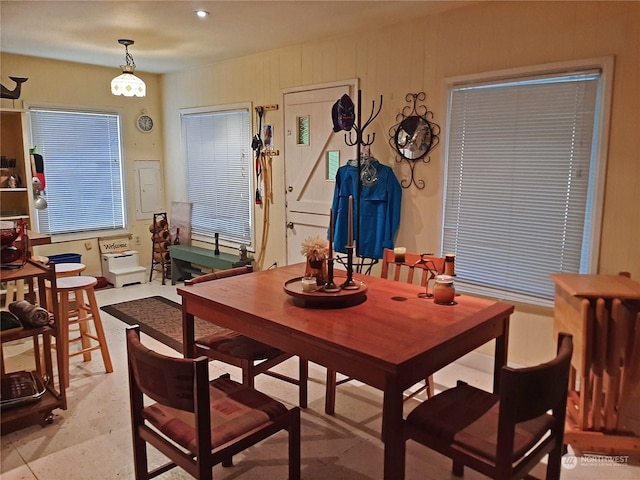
[[0, 1, 473, 74]]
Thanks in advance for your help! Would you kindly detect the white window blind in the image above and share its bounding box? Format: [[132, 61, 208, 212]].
[[443, 72, 602, 303], [181, 106, 253, 247], [29, 108, 125, 236]]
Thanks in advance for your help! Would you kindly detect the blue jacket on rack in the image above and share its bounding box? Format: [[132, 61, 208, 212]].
[[331, 158, 402, 259]]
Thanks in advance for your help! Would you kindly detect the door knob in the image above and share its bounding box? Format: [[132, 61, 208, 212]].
[[286, 222, 294, 229], [287, 185, 293, 192]]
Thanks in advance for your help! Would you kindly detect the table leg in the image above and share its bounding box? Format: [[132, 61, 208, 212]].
[[382, 374, 405, 480], [182, 307, 195, 358], [493, 315, 510, 393]]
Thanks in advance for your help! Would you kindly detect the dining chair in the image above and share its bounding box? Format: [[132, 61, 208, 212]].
[[185, 266, 308, 409], [325, 248, 445, 414], [126, 325, 301, 480], [404, 332, 573, 480]]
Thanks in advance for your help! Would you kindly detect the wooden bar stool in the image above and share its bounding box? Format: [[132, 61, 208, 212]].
[[45, 263, 87, 312], [52, 275, 113, 387], [54, 262, 86, 277]]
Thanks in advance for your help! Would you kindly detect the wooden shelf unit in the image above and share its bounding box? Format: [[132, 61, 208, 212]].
[[551, 273, 640, 453], [1, 260, 67, 434], [1, 109, 34, 227], [149, 212, 170, 285]]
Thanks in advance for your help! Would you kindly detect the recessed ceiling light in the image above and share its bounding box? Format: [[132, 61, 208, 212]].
[[194, 10, 209, 18]]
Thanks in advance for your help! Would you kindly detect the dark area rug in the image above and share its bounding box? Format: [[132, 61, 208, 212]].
[[101, 296, 225, 354]]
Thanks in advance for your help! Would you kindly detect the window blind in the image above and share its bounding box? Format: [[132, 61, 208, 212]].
[[443, 72, 601, 302], [29, 109, 125, 235], [182, 108, 253, 246]]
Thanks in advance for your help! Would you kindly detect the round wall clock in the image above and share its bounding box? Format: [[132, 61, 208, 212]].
[[136, 113, 154, 133]]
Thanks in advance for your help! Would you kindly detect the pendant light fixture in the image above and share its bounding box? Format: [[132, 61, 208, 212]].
[[111, 39, 146, 97]]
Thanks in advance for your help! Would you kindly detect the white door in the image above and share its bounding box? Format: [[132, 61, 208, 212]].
[[284, 82, 357, 265]]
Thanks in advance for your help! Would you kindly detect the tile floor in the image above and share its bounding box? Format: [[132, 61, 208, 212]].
[[2, 276, 639, 479]]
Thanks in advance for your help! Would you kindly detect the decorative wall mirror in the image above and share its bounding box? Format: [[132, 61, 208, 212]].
[[389, 92, 440, 189]]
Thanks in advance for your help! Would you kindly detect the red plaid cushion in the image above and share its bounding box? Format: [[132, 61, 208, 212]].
[[143, 376, 287, 451]]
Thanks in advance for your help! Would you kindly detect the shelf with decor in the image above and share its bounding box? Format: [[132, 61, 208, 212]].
[[0, 108, 34, 227], [1, 259, 67, 434]]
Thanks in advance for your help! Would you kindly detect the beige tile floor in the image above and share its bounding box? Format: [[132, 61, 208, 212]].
[[2, 276, 639, 479]]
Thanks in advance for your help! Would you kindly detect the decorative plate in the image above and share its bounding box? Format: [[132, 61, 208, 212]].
[[283, 277, 367, 308]]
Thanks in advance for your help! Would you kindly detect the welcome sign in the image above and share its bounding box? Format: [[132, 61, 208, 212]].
[[99, 236, 131, 254]]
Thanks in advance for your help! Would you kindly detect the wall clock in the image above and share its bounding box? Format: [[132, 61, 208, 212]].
[[136, 112, 154, 133]]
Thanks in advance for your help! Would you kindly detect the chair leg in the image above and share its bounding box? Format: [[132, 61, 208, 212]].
[[85, 287, 113, 373], [132, 428, 149, 480], [74, 289, 93, 362], [452, 460, 464, 476], [222, 457, 233, 467], [299, 358, 308, 408], [289, 408, 301, 480], [241, 359, 254, 388], [325, 369, 337, 415], [426, 375, 435, 398], [546, 442, 563, 480]]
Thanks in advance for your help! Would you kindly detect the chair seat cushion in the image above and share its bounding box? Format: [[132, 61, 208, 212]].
[[142, 375, 288, 452], [196, 329, 283, 360], [453, 402, 554, 461], [406, 382, 555, 461], [407, 382, 499, 443]]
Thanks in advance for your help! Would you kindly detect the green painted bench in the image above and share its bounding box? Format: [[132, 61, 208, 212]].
[[168, 245, 252, 285]]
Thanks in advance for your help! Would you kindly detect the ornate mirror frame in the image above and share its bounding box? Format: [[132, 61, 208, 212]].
[[388, 92, 440, 189]]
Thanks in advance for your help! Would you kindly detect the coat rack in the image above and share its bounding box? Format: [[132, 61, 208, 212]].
[[330, 90, 383, 289]]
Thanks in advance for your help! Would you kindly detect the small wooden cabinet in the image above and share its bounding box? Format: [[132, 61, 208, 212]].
[[0, 109, 34, 227], [551, 273, 640, 453], [1, 260, 67, 434]]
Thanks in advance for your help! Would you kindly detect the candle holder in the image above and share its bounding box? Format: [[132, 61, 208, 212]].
[[341, 245, 359, 290], [323, 253, 341, 292], [324, 207, 341, 292], [415, 254, 438, 299]]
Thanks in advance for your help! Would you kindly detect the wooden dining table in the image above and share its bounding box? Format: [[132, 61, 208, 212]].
[[178, 263, 514, 479]]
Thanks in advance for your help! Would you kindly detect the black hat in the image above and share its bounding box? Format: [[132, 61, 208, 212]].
[[331, 94, 355, 132]]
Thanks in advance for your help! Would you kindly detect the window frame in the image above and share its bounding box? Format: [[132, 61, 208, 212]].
[[441, 57, 614, 306], [25, 102, 128, 242], [180, 102, 255, 250]]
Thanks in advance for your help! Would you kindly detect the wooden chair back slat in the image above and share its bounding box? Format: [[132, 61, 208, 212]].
[[126, 326, 199, 412], [500, 333, 573, 424], [381, 248, 445, 286], [185, 265, 253, 286]]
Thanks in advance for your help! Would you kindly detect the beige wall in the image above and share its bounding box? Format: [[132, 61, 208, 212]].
[[164, 0, 640, 280], [0, 55, 164, 275], [2, 1, 638, 366], [162, 1, 639, 366]]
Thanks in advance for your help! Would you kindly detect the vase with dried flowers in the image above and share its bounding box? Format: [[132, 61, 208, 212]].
[[300, 236, 329, 285]]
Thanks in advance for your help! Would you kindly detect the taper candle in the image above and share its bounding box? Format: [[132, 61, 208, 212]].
[[347, 195, 353, 247]]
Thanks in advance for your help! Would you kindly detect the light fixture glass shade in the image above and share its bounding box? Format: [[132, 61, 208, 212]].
[[111, 65, 146, 97]]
